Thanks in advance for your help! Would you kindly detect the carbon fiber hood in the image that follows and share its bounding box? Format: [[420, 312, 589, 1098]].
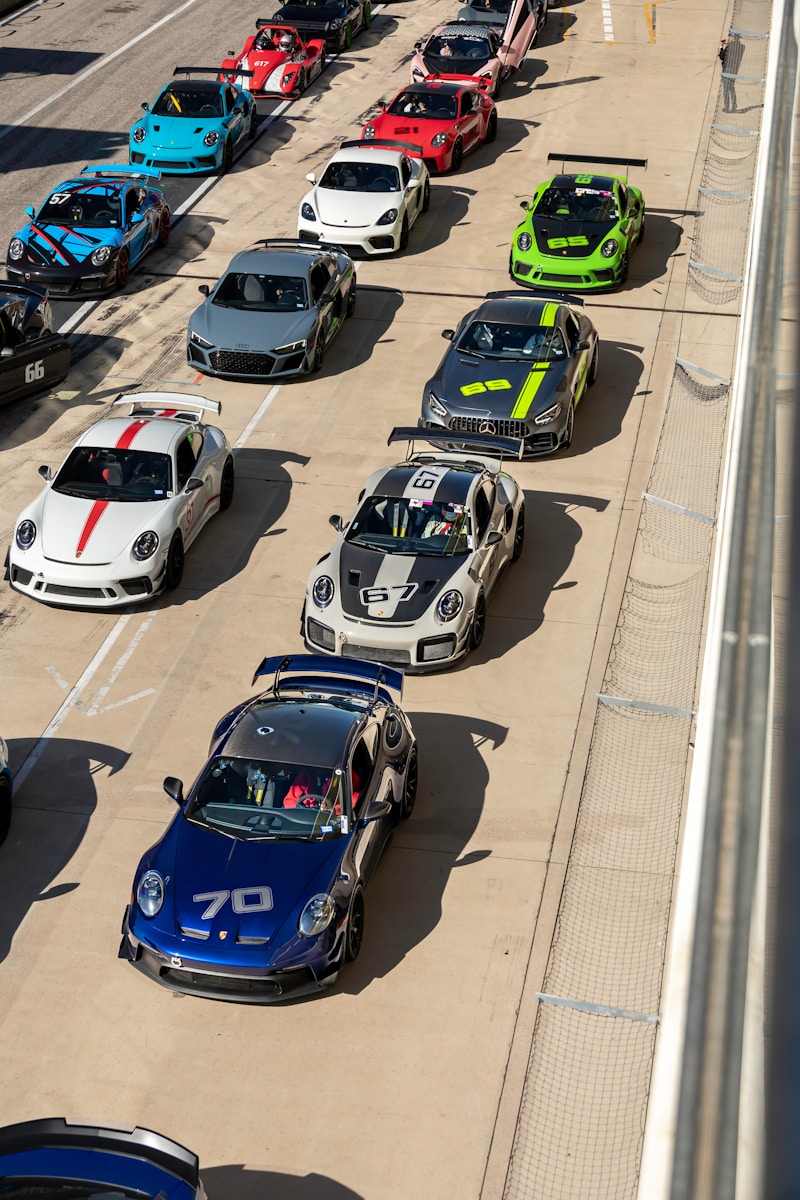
[[438, 352, 565, 419], [338, 540, 463, 621], [531, 217, 615, 258]]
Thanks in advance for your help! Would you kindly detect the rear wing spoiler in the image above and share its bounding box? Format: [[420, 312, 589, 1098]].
[[389, 425, 525, 462], [258, 237, 349, 256], [112, 392, 221, 421], [81, 164, 162, 185], [423, 71, 493, 91], [547, 152, 648, 175], [340, 138, 425, 158], [174, 64, 255, 77], [0, 1119, 200, 1190], [252, 653, 404, 706], [485, 287, 583, 307], [0, 281, 49, 303]]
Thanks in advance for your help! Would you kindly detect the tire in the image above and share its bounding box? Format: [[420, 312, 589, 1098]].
[[219, 456, 234, 510], [399, 216, 409, 251], [165, 531, 184, 590], [221, 138, 233, 173], [512, 504, 525, 562], [363, 1, 371, 28], [344, 21, 352, 48], [311, 331, 326, 373], [588, 341, 599, 385], [0, 778, 11, 847], [114, 247, 130, 289], [346, 278, 357, 316], [619, 252, 629, 285], [486, 109, 498, 143], [562, 400, 574, 449], [422, 179, 431, 213], [345, 888, 365, 962], [637, 211, 646, 244], [470, 590, 486, 651], [248, 106, 258, 138], [450, 137, 463, 172], [493, 73, 503, 99], [157, 208, 171, 248], [401, 748, 418, 820]]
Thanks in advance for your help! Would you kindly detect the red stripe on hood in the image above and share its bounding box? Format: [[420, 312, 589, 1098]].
[[75, 500, 109, 558]]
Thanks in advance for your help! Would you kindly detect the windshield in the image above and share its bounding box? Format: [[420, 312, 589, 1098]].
[[212, 272, 307, 311], [52, 446, 172, 501], [426, 32, 492, 64], [347, 495, 471, 556], [186, 757, 345, 840], [319, 160, 400, 192], [388, 91, 458, 120], [152, 86, 222, 118], [37, 189, 121, 228], [466, 0, 512, 12], [535, 185, 619, 222], [457, 320, 567, 361]]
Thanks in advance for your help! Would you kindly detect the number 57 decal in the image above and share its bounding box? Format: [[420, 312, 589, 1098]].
[[193, 886, 273, 919], [360, 583, 418, 604]]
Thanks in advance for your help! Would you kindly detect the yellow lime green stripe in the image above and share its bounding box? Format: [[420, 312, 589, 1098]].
[[539, 302, 558, 327], [511, 367, 549, 418]]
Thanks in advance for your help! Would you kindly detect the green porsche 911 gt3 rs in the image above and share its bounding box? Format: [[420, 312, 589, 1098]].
[[510, 171, 645, 292]]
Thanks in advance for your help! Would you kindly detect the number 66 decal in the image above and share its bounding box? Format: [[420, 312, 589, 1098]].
[[193, 886, 273, 919]]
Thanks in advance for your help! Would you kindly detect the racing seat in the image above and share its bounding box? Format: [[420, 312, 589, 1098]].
[[101, 463, 124, 488], [243, 276, 265, 304]]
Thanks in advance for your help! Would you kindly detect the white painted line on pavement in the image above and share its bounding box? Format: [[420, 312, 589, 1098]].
[[85, 615, 155, 715], [234, 385, 282, 450], [601, 0, 614, 41]]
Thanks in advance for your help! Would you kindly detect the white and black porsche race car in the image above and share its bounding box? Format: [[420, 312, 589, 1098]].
[[303, 428, 525, 671]]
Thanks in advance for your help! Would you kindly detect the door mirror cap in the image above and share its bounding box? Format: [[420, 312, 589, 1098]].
[[577, 339, 590, 351], [485, 529, 503, 546], [0, 347, 13, 359], [185, 476, 203, 493], [25, 205, 35, 220], [38, 465, 52, 481], [198, 283, 211, 296], [306, 172, 317, 184], [361, 797, 393, 824], [163, 776, 184, 804], [329, 514, 345, 532], [442, 328, 454, 340]]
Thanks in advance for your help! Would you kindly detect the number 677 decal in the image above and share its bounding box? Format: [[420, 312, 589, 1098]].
[[360, 583, 418, 604], [193, 886, 273, 919]]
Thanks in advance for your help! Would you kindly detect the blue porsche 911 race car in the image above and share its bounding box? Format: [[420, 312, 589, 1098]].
[[0, 1117, 205, 1200], [120, 654, 418, 1003], [6, 165, 171, 296], [130, 68, 258, 174]]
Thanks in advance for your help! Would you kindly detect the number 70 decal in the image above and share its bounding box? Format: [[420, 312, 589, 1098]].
[[193, 886, 273, 919]]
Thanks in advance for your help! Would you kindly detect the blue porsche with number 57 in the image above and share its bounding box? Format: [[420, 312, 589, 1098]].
[[120, 655, 417, 1003]]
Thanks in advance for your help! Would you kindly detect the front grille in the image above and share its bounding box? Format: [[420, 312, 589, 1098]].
[[10, 566, 33, 586], [152, 158, 193, 169], [449, 416, 528, 438], [43, 583, 108, 598], [179, 926, 209, 940], [299, 231, 320, 243], [540, 272, 587, 284], [210, 349, 276, 376], [162, 967, 284, 996], [342, 643, 411, 666], [130, 152, 145, 163], [528, 431, 559, 453], [307, 618, 335, 649], [120, 576, 153, 596], [367, 236, 395, 250], [512, 260, 532, 275]]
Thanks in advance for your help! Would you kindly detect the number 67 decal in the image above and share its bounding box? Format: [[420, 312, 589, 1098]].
[[360, 583, 418, 604], [193, 886, 273, 919]]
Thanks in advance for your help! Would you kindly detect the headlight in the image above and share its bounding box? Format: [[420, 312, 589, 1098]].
[[15, 519, 36, 550], [437, 589, 463, 621], [427, 391, 447, 418], [313, 575, 335, 608], [601, 238, 619, 258], [132, 126, 146, 143], [300, 202, 316, 221], [91, 245, 112, 266], [329, 16, 343, 28], [137, 870, 165, 918], [203, 130, 220, 147], [132, 530, 159, 561], [363, 124, 376, 139], [376, 208, 399, 226], [517, 231, 532, 251], [190, 330, 213, 348], [534, 401, 562, 425], [431, 132, 448, 148], [299, 893, 336, 937], [8, 239, 24, 261], [274, 339, 308, 354]]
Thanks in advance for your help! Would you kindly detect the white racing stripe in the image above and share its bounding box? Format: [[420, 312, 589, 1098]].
[[601, 0, 614, 41]]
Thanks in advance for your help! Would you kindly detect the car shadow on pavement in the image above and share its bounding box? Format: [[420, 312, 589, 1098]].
[[628, 213, 685, 290], [569, 340, 643, 452], [333, 712, 507, 995], [0, 737, 129, 964], [457, 115, 537, 176], [0, 126, 129, 174], [203, 1165, 363, 1200], [316, 284, 404, 375]]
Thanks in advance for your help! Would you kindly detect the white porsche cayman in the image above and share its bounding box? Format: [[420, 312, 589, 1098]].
[[7, 392, 234, 608], [297, 140, 430, 256]]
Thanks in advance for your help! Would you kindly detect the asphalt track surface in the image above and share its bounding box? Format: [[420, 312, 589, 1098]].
[[0, 0, 732, 1197]]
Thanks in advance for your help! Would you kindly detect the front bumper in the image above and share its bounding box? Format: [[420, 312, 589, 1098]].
[[510, 255, 621, 293], [187, 339, 309, 379], [419, 411, 568, 457], [6, 263, 117, 297], [304, 607, 472, 672], [7, 545, 166, 609], [130, 146, 221, 174], [298, 218, 400, 257]]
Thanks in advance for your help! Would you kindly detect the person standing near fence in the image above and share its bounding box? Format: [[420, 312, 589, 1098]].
[[719, 33, 744, 114]]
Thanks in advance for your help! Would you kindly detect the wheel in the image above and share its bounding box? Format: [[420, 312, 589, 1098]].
[[363, 1, 371, 28], [311, 331, 326, 372], [157, 208, 170, 247], [221, 138, 233, 173], [344, 21, 352, 48], [619, 252, 629, 285], [588, 341, 599, 385], [486, 110, 498, 143], [248, 105, 258, 138], [346, 278, 357, 316], [165, 531, 184, 590], [637, 211, 646, 244], [114, 247, 130, 289], [399, 216, 409, 251], [512, 504, 525, 562], [450, 137, 463, 172], [493, 73, 503, 99], [0, 778, 11, 847], [345, 888, 365, 962], [470, 590, 486, 651], [219, 456, 234, 510], [562, 400, 574, 448], [401, 748, 418, 819], [421, 179, 431, 212]]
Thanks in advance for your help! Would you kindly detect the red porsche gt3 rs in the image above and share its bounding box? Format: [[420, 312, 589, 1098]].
[[220, 21, 325, 98], [361, 78, 497, 173]]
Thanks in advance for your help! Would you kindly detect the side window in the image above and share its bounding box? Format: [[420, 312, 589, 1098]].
[[175, 433, 201, 489], [124, 190, 139, 223], [351, 724, 379, 814], [224, 86, 235, 113], [617, 183, 628, 213], [473, 481, 494, 540], [400, 157, 412, 186], [564, 313, 579, 347], [310, 263, 329, 302], [460, 92, 473, 117]]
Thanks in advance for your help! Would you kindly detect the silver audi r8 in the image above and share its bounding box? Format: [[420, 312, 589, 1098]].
[[302, 428, 525, 671]]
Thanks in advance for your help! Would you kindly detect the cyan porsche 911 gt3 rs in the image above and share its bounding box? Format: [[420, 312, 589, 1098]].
[[120, 654, 417, 1003]]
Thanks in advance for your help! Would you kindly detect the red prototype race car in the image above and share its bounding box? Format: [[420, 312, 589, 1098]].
[[220, 21, 325, 98], [362, 78, 497, 173]]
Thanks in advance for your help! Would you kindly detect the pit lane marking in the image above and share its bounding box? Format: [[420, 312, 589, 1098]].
[[602, 0, 614, 42]]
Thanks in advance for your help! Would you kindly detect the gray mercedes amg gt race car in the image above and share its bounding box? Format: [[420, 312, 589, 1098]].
[[420, 291, 599, 456], [302, 428, 525, 671], [187, 239, 356, 379]]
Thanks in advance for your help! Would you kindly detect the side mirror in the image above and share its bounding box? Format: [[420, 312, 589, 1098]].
[[408, 178, 421, 190], [442, 328, 454, 340], [163, 776, 184, 804], [485, 529, 503, 546], [25, 205, 35, 220], [198, 284, 211, 296], [361, 797, 393, 823], [306, 171, 317, 184], [0, 347, 13, 359], [414, 41, 422, 49], [141, 101, 150, 112], [329, 514, 345, 532], [577, 339, 590, 351], [38, 465, 52, 482], [519, 200, 531, 211], [185, 476, 203, 493], [131, 211, 143, 224]]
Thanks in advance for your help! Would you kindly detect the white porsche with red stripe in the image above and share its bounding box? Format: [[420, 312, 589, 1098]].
[[7, 392, 234, 609]]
